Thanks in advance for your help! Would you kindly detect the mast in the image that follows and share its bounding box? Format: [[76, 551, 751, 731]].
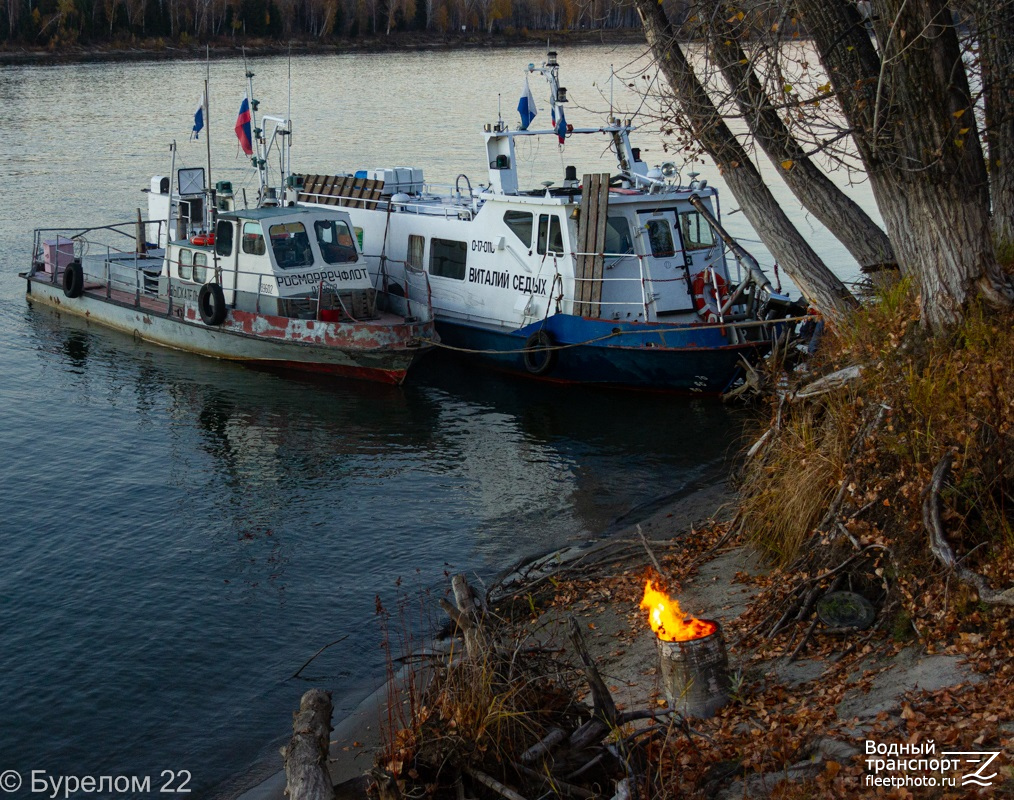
[[205, 46, 212, 213], [243, 51, 267, 197], [204, 77, 212, 230]]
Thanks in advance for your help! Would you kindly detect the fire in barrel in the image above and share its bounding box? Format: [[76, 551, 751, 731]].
[[640, 580, 730, 718]]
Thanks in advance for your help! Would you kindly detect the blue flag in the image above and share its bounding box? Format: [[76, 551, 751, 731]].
[[192, 91, 205, 140], [517, 76, 537, 131], [555, 104, 567, 144]]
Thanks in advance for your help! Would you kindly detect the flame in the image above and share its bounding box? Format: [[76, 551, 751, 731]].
[[639, 580, 717, 642]]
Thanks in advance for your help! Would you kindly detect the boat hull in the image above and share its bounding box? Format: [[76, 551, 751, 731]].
[[435, 316, 769, 393], [25, 275, 434, 385]]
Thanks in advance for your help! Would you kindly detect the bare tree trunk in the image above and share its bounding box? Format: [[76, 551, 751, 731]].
[[868, 0, 1012, 329], [974, 0, 1014, 246], [635, 0, 858, 321], [700, 1, 897, 274], [798, 0, 1013, 330]]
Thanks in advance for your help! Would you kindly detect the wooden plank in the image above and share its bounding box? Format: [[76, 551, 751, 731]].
[[575, 173, 596, 316], [297, 174, 317, 203], [350, 178, 368, 208], [364, 183, 384, 209], [328, 176, 347, 206], [589, 172, 610, 317], [332, 176, 351, 206]]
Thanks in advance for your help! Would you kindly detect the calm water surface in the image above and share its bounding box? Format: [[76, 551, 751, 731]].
[[0, 45, 868, 797]]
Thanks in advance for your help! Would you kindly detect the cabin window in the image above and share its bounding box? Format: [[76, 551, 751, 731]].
[[407, 235, 425, 268], [604, 217, 634, 255], [242, 222, 266, 256], [269, 222, 313, 269], [645, 219, 676, 258], [314, 219, 358, 264], [504, 211, 533, 248], [537, 214, 564, 255], [680, 211, 717, 251], [193, 252, 208, 283], [215, 220, 233, 256], [178, 249, 193, 280], [430, 238, 467, 280]]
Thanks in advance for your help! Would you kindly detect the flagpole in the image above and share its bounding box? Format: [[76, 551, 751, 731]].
[[204, 78, 212, 231], [243, 47, 266, 196], [286, 46, 292, 184], [205, 46, 212, 197]]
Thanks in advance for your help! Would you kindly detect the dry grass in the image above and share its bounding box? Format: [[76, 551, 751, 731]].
[[737, 278, 1014, 623], [376, 613, 602, 799]]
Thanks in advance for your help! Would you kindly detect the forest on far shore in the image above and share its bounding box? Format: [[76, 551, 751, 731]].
[[0, 0, 653, 48]]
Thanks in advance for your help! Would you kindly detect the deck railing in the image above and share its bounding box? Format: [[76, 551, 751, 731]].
[[30, 224, 433, 324]]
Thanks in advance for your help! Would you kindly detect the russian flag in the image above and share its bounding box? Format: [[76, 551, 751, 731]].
[[192, 91, 205, 140], [517, 76, 537, 131], [235, 96, 253, 156], [555, 105, 567, 144]]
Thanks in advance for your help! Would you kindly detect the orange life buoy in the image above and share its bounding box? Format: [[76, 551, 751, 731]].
[[691, 268, 729, 324], [191, 233, 215, 246]]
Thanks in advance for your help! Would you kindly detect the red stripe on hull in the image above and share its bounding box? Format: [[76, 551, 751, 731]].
[[250, 359, 407, 385]]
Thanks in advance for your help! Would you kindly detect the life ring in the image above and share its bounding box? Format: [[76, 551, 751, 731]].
[[522, 330, 557, 376], [62, 260, 84, 299], [198, 282, 227, 326], [191, 233, 215, 246], [691, 268, 729, 324]]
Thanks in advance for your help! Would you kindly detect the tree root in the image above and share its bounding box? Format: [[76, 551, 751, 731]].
[[924, 454, 1014, 606]]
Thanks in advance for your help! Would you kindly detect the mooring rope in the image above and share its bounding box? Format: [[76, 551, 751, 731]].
[[416, 314, 814, 356]]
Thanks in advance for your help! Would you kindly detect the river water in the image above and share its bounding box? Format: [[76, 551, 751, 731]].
[[0, 44, 870, 797]]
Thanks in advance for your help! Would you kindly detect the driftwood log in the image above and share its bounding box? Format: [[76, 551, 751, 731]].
[[439, 573, 487, 659], [282, 688, 336, 800]]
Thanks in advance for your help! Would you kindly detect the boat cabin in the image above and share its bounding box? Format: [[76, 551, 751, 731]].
[[163, 206, 377, 321]]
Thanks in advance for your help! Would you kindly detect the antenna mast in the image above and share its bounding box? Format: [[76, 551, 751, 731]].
[[243, 49, 267, 197], [204, 45, 212, 230]]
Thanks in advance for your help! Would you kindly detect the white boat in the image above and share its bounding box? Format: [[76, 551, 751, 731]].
[[23, 108, 436, 386], [295, 52, 801, 393]]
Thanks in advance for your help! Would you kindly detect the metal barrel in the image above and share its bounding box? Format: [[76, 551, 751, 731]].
[[656, 621, 730, 719]]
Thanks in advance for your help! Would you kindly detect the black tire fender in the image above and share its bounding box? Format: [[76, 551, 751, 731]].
[[198, 282, 227, 326], [522, 329, 557, 376], [62, 261, 84, 299]]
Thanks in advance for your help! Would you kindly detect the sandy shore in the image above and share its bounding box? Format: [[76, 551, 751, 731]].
[[237, 474, 999, 799], [235, 479, 740, 800]]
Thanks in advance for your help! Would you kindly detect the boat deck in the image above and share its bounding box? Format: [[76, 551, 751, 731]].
[[30, 272, 413, 328]]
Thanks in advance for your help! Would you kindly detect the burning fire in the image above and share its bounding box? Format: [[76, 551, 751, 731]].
[[640, 580, 717, 642]]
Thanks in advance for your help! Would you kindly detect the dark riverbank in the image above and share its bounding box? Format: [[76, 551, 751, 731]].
[[0, 28, 648, 66]]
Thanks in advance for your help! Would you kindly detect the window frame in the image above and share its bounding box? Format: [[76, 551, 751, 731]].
[[313, 219, 359, 265], [536, 214, 564, 256], [407, 235, 425, 269], [429, 237, 468, 280], [268, 222, 314, 270], [679, 210, 717, 252], [242, 222, 266, 256], [503, 210, 534, 249], [193, 252, 208, 283], [178, 248, 193, 281], [604, 216, 634, 256], [645, 218, 677, 258], [215, 220, 233, 257]]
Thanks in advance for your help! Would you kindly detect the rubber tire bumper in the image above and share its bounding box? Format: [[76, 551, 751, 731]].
[[198, 282, 228, 326], [522, 330, 557, 376], [62, 261, 84, 298]]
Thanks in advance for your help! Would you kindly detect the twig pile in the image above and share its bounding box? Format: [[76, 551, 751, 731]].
[[371, 575, 677, 800]]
